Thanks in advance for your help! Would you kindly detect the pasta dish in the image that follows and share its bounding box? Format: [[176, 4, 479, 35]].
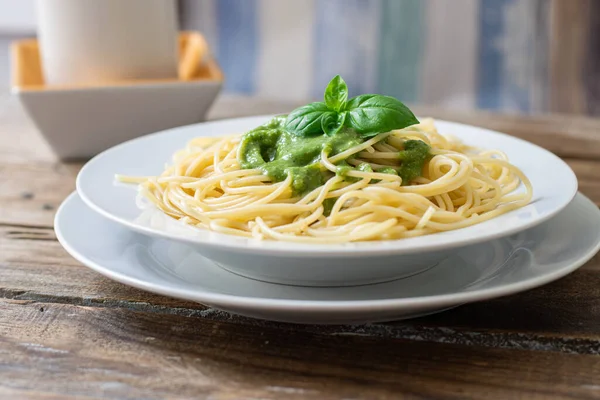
[[118, 76, 532, 243]]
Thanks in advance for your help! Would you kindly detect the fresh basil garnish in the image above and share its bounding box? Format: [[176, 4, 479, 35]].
[[324, 75, 348, 112], [346, 94, 419, 137], [284, 102, 330, 137], [321, 111, 346, 136], [285, 75, 419, 138]]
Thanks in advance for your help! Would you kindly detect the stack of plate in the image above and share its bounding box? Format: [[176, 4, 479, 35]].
[[56, 116, 600, 324]]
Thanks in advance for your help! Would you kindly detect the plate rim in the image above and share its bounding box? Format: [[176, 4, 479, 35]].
[[76, 115, 578, 257], [55, 191, 599, 312]]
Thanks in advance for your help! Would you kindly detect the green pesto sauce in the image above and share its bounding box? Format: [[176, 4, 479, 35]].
[[335, 161, 374, 183], [238, 117, 430, 195], [397, 140, 430, 183], [322, 197, 337, 216], [334, 140, 429, 185], [238, 116, 363, 195]]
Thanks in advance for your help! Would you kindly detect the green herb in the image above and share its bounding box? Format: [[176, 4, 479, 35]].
[[285, 102, 331, 137], [346, 94, 419, 137], [324, 75, 348, 111], [321, 111, 346, 136], [284, 75, 419, 138], [240, 78, 426, 194]]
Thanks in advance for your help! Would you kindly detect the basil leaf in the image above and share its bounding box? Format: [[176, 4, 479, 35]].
[[324, 75, 348, 112], [284, 102, 330, 136], [346, 94, 419, 137], [321, 111, 346, 136]]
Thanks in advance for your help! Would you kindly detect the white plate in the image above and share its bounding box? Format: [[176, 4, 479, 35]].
[[76, 116, 577, 286], [55, 192, 600, 324]]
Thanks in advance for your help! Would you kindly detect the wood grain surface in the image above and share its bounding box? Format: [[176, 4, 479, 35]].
[[3, 94, 600, 399]]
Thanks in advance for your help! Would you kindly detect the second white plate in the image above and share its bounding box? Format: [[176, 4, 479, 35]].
[[55, 192, 600, 324]]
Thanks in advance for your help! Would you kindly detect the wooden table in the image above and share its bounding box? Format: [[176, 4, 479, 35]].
[[3, 94, 600, 400]]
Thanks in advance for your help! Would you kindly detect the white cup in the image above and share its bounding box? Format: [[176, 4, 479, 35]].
[[36, 0, 179, 86]]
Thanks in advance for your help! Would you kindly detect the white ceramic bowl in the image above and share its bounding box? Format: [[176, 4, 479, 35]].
[[15, 80, 221, 160], [11, 35, 222, 160], [76, 116, 578, 287]]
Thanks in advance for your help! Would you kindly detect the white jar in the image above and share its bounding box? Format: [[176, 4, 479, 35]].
[[36, 0, 178, 86]]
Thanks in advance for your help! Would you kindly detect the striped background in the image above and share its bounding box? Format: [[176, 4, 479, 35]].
[[181, 0, 599, 115]]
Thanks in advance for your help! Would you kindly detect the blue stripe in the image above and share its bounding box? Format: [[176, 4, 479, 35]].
[[478, 0, 538, 112], [502, 1, 537, 113], [216, 0, 258, 94], [477, 0, 508, 109], [312, 0, 380, 99]]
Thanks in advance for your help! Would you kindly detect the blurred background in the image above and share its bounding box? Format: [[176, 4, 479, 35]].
[[1, 0, 598, 115]]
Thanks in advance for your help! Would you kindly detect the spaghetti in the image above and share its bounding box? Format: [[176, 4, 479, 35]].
[[117, 118, 532, 243]]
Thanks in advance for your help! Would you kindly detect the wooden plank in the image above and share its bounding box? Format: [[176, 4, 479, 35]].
[[564, 158, 600, 205], [0, 225, 207, 311], [565, 159, 600, 205], [410, 269, 600, 341], [0, 162, 80, 228], [2, 299, 600, 400]]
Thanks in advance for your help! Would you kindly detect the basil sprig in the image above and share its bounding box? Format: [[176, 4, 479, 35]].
[[324, 75, 348, 111], [285, 75, 419, 137]]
